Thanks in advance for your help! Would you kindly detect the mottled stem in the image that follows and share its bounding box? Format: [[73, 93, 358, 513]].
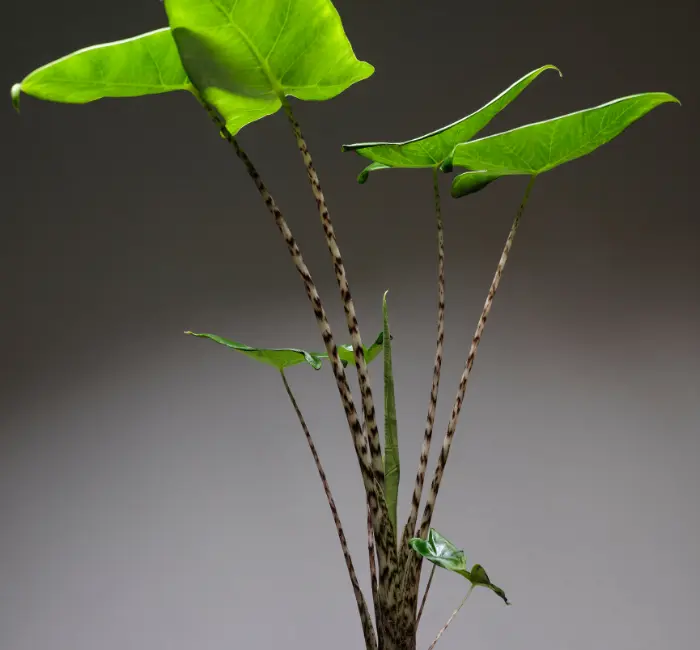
[[418, 176, 537, 539], [427, 585, 474, 650], [400, 166, 446, 561], [367, 501, 383, 650], [197, 101, 384, 567], [279, 97, 399, 644], [409, 177, 537, 608], [416, 564, 436, 628], [281, 370, 377, 650]]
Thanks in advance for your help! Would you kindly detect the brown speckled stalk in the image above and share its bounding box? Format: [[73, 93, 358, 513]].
[[400, 167, 446, 563], [279, 98, 400, 645], [367, 501, 383, 650], [406, 176, 538, 618], [281, 370, 377, 650]]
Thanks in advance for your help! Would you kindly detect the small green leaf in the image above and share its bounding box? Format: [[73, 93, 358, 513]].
[[448, 92, 680, 197], [410, 529, 510, 604], [408, 528, 468, 573], [341, 65, 560, 181], [12, 28, 192, 107], [463, 564, 510, 605], [323, 330, 386, 367], [185, 331, 323, 370], [163, 0, 374, 135], [382, 291, 400, 540]]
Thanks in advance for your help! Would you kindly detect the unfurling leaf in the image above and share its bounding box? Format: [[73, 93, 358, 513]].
[[382, 291, 400, 540]]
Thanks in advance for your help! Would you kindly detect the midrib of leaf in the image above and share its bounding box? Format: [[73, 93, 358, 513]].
[[209, 0, 285, 97]]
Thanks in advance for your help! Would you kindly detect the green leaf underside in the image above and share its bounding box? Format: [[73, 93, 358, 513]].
[[382, 291, 400, 540], [13, 28, 191, 108], [186, 330, 385, 371], [449, 92, 679, 197], [341, 65, 560, 182], [410, 528, 510, 604], [164, 0, 374, 134], [185, 331, 323, 369]]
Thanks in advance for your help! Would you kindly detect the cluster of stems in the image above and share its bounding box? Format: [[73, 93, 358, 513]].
[[203, 97, 535, 650]]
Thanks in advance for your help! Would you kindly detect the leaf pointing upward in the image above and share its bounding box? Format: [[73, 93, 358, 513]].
[[446, 92, 680, 197], [341, 65, 560, 183]]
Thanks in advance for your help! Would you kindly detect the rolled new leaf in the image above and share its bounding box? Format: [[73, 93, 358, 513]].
[[410, 528, 509, 604], [446, 92, 680, 197], [163, 0, 374, 134], [382, 291, 400, 539], [11, 28, 192, 111], [186, 330, 386, 371], [341, 65, 560, 183]]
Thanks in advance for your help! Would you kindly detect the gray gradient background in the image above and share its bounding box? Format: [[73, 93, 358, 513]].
[[1, 1, 698, 649]]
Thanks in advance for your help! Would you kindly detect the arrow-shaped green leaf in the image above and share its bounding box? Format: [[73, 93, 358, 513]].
[[163, 0, 374, 135], [382, 291, 400, 540], [341, 65, 560, 183], [11, 28, 192, 112], [410, 528, 510, 604], [445, 92, 680, 197], [186, 330, 385, 371]]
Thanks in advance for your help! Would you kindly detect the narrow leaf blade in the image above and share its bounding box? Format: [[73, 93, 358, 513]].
[[383, 291, 400, 541], [185, 331, 323, 370], [341, 65, 560, 180], [13, 28, 192, 106], [450, 92, 680, 197], [164, 0, 374, 134]]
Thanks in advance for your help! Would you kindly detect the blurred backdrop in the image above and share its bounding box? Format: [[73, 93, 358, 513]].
[[1, 1, 698, 649]]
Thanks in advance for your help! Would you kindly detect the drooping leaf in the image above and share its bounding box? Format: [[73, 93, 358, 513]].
[[186, 330, 385, 371], [341, 65, 560, 183], [408, 528, 467, 573], [446, 92, 680, 197], [382, 291, 400, 540], [163, 0, 374, 134], [11, 28, 192, 111], [410, 528, 510, 605], [185, 331, 324, 370]]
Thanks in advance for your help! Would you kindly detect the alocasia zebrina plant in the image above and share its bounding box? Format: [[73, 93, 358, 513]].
[[12, 1, 679, 649]]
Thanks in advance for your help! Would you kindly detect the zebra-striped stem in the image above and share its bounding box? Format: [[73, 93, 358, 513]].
[[281, 370, 377, 650]]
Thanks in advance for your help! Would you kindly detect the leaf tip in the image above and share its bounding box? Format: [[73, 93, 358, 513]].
[[11, 83, 21, 114], [357, 168, 370, 184]]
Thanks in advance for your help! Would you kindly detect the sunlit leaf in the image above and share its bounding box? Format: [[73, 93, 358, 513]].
[[410, 528, 510, 604], [341, 65, 560, 183], [382, 291, 400, 539], [446, 92, 680, 197], [185, 331, 324, 370], [11, 28, 191, 111], [163, 0, 374, 134]]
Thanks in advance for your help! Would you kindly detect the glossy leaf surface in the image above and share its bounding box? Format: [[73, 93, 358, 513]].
[[164, 0, 374, 134], [448, 92, 679, 197], [341, 65, 560, 183], [382, 291, 400, 539], [185, 331, 323, 370], [410, 528, 510, 604], [12, 28, 191, 111]]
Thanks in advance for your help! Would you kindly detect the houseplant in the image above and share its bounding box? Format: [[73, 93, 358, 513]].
[[11, 1, 679, 648]]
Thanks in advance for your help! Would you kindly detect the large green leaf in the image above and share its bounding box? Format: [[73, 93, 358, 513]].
[[382, 291, 400, 540], [340, 65, 560, 183], [446, 92, 680, 197], [410, 528, 510, 605], [186, 330, 385, 371], [11, 28, 192, 112], [185, 331, 324, 370], [163, 0, 374, 134]]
